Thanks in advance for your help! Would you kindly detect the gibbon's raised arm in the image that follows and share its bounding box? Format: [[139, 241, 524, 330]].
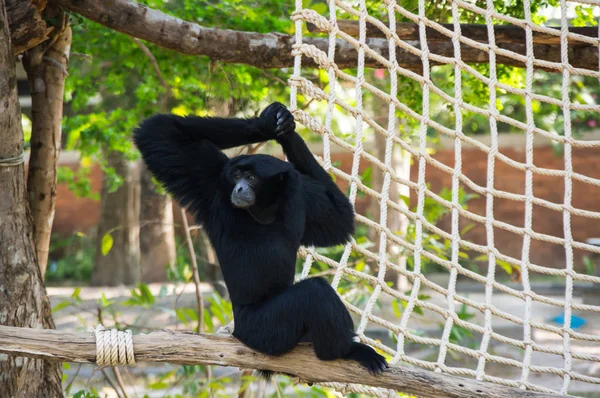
[[134, 114, 270, 223], [276, 132, 355, 247]]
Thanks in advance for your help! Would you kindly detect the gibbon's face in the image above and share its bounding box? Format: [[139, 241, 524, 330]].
[[230, 167, 262, 209]]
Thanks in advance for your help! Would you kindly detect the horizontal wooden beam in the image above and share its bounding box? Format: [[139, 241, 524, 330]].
[[308, 20, 597, 46], [56, 0, 599, 72], [0, 324, 566, 398]]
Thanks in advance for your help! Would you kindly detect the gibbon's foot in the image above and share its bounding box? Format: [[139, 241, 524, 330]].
[[344, 342, 388, 375]]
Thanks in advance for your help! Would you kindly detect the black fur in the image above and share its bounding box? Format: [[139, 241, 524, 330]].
[[134, 102, 387, 376]]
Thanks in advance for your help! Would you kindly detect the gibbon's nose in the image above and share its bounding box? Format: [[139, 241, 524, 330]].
[[236, 185, 244, 193]]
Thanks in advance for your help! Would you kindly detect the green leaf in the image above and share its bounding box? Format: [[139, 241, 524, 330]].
[[148, 381, 169, 390], [184, 308, 198, 321], [101, 233, 113, 256], [460, 224, 476, 236], [203, 309, 214, 333], [71, 287, 82, 301], [392, 299, 402, 318], [99, 293, 114, 308], [175, 309, 189, 325], [52, 301, 72, 312], [138, 283, 156, 305], [312, 3, 327, 15], [497, 259, 513, 275], [399, 195, 410, 207]]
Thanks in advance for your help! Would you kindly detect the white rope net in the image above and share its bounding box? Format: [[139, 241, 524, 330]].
[[288, 0, 600, 396]]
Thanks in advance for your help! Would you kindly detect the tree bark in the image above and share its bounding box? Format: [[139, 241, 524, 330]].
[[91, 151, 141, 286], [23, 5, 72, 278], [140, 163, 176, 283], [56, 0, 600, 71], [0, 2, 62, 395], [6, 0, 51, 55]]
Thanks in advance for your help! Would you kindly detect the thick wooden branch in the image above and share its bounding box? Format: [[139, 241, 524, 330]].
[[6, 0, 52, 54], [56, 0, 599, 71], [0, 325, 566, 398], [308, 20, 597, 46]]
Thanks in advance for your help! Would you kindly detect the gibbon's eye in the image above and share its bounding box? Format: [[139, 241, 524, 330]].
[[233, 170, 242, 181], [247, 174, 256, 182]]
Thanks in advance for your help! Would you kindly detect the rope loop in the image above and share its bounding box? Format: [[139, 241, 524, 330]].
[[0, 153, 25, 167], [94, 325, 136, 367]]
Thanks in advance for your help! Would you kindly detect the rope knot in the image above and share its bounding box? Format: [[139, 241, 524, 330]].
[[291, 9, 333, 33], [94, 325, 136, 367]]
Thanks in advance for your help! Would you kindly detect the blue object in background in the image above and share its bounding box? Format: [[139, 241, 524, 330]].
[[550, 314, 586, 329]]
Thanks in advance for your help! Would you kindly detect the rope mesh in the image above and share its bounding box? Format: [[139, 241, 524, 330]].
[[289, 0, 600, 396]]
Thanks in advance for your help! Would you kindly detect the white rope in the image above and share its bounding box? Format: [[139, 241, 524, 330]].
[[392, 0, 431, 367], [0, 153, 25, 167], [436, 0, 463, 374], [518, 0, 536, 389], [476, 0, 500, 381], [559, 0, 575, 394], [331, 0, 364, 292], [94, 325, 136, 367]]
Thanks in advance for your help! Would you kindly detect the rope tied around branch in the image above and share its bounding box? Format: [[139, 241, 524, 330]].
[[93, 325, 136, 367], [0, 153, 25, 167]]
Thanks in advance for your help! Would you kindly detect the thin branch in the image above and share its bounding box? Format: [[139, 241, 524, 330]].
[[0, 325, 572, 398], [113, 367, 130, 398], [180, 209, 205, 334], [101, 368, 123, 398], [237, 369, 254, 398], [131, 37, 171, 112], [56, 0, 599, 71], [64, 363, 82, 394], [261, 70, 288, 87]]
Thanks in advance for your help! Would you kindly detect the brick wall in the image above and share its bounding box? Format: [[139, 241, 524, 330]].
[[50, 140, 600, 271]]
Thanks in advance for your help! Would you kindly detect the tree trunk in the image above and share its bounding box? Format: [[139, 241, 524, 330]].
[[140, 163, 176, 283], [0, 2, 62, 395], [23, 6, 72, 278], [91, 151, 141, 286]]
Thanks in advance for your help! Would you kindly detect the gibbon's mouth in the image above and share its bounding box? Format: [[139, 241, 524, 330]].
[[231, 193, 255, 209]]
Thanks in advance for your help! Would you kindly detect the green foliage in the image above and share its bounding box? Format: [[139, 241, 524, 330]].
[[124, 283, 157, 308], [71, 390, 101, 398], [583, 255, 597, 276], [52, 287, 83, 313], [22, 114, 32, 148], [203, 293, 233, 332], [64, 0, 294, 193], [404, 186, 481, 274], [57, 165, 98, 199], [46, 233, 95, 282], [445, 304, 477, 353], [572, 5, 597, 27]]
